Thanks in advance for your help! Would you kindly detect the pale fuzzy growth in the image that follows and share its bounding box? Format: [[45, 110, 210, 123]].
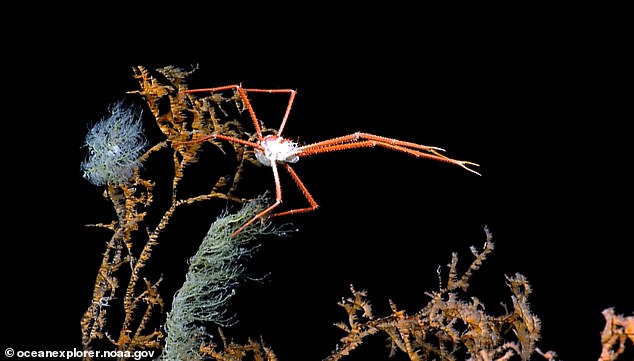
[[162, 194, 277, 361], [81, 101, 147, 186]]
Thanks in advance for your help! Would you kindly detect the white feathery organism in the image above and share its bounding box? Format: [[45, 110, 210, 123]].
[[81, 101, 148, 186], [162, 194, 278, 360]]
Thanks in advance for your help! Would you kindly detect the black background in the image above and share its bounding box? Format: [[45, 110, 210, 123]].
[[3, 6, 631, 361]]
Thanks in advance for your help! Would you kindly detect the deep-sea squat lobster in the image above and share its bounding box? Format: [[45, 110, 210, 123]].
[[181, 85, 480, 236]]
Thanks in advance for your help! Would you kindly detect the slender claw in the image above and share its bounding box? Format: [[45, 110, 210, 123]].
[[428, 148, 480, 175], [458, 161, 481, 176]]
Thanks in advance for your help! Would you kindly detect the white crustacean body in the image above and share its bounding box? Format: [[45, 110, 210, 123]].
[[255, 134, 300, 167]]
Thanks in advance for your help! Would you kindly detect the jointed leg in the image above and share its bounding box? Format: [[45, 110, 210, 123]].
[[300, 132, 446, 154], [183, 86, 297, 139], [176, 133, 263, 151], [182, 85, 241, 94], [271, 164, 319, 217], [232, 163, 319, 235], [183, 85, 264, 138], [298, 132, 480, 175], [243, 88, 297, 136], [231, 161, 283, 237]]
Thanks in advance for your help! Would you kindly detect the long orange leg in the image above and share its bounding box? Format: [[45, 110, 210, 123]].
[[271, 163, 319, 217], [183, 85, 265, 138], [183, 86, 297, 138], [231, 161, 283, 237], [176, 133, 263, 151], [231, 163, 319, 234], [240, 88, 297, 136], [299, 133, 481, 175], [183, 85, 241, 93], [303, 140, 480, 175], [301, 132, 446, 154]]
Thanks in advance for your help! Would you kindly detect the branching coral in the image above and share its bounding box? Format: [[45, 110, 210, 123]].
[[325, 227, 545, 361], [599, 308, 634, 361], [81, 65, 257, 358], [199, 329, 278, 361]]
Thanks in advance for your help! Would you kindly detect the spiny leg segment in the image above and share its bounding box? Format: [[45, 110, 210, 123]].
[[298, 132, 481, 175]]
